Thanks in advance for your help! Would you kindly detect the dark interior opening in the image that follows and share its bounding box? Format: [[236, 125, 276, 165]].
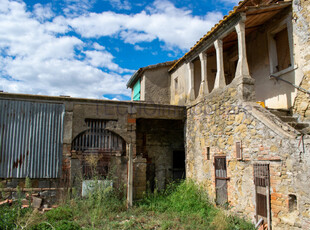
[[289, 194, 297, 212], [172, 150, 185, 180]]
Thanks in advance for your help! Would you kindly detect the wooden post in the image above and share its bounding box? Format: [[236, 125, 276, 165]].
[[127, 143, 133, 208]]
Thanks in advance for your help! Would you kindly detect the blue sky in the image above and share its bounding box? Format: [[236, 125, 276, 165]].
[[0, 0, 239, 100]]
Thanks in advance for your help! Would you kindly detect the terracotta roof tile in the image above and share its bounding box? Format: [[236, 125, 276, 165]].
[[169, 0, 251, 72]]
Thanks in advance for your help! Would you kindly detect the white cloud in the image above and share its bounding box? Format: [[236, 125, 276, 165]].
[[62, 0, 96, 17], [107, 0, 131, 10], [33, 3, 54, 21], [0, 0, 225, 99], [0, 0, 132, 98], [134, 45, 145, 51], [120, 30, 156, 44], [67, 0, 223, 50], [93, 42, 105, 50], [85, 50, 133, 73]]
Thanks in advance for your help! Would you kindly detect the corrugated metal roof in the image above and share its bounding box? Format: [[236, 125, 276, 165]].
[[0, 99, 65, 178]]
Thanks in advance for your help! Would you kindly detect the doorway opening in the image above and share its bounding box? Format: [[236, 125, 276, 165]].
[[214, 156, 229, 206], [172, 150, 185, 181]]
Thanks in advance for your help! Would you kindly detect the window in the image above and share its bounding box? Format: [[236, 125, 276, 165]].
[[133, 79, 141, 101], [207, 147, 210, 160], [174, 77, 178, 94], [289, 194, 297, 212], [274, 28, 291, 72], [268, 16, 293, 75], [236, 141, 242, 160]]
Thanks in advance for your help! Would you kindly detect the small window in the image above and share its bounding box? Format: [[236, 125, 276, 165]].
[[274, 28, 291, 72], [236, 141, 242, 160], [207, 147, 210, 160], [289, 194, 297, 212], [174, 77, 178, 94]]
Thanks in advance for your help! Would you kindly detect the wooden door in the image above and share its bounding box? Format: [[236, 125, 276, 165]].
[[214, 156, 228, 205]]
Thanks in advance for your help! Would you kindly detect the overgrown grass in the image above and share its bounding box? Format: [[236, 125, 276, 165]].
[[0, 180, 255, 230]]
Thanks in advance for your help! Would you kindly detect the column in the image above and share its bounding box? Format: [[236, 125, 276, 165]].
[[199, 52, 209, 96], [214, 39, 226, 89], [235, 15, 250, 78], [187, 62, 195, 101]]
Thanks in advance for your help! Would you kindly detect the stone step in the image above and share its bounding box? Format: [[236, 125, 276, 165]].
[[267, 108, 310, 134], [268, 109, 291, 117], [287, 122, 309, 130], [279, 116, 298, 123]]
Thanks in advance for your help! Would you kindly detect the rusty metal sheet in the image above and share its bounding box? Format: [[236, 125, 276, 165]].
[[0, 99, 65, 178]]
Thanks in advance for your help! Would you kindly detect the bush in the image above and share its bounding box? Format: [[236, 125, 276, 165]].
[[140, 180, 214, 217], [31, 220, 81, 230], [46, 206, 73, 222], [0, 204, 18, 230], [0, 202, 31, 230]]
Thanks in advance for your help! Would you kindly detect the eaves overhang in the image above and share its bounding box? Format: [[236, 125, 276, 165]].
[[126, 60, 177, 88], [168, 0, 291, 74]]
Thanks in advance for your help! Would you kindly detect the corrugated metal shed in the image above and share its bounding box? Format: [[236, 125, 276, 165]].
[[0, 99, 65, 178]]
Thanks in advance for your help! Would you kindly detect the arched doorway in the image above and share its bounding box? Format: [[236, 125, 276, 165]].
[[72, 127, 126, 179]]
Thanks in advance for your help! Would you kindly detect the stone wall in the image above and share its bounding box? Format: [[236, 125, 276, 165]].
[[292, 0, 310, 121], [186, 78, 310, 229], [136, 119, 184, 191], [144, 66, 171, 104]]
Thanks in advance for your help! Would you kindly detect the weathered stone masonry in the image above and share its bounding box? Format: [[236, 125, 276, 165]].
[[292, 0, 310, 121], [186, 78, 310, 229]]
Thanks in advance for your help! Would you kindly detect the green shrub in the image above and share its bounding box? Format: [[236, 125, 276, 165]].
[[227, 215, 256, 230], [31, 220, 81, 230], [0, 204, 18, 230], [140, 180, 214, 217], [0, 202, 31, 230], [46, 206, 73, 222], [55, 220, 81, 230]]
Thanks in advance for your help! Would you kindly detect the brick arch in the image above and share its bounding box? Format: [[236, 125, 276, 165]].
[[71, 128, 126, 178]]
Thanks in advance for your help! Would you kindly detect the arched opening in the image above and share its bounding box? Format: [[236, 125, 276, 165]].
[[71, 128, 126, 179]]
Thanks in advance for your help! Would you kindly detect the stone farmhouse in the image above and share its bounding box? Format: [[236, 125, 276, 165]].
[[127, 0, 310, 229], [0, 0, 309, 229]]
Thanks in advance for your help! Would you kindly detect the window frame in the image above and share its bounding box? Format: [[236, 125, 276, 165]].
[[133, 79, 141, 101], [267, 14, 295, 77]]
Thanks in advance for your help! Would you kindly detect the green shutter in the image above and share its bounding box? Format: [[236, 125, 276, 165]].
[[133, 79, 141, 101]]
